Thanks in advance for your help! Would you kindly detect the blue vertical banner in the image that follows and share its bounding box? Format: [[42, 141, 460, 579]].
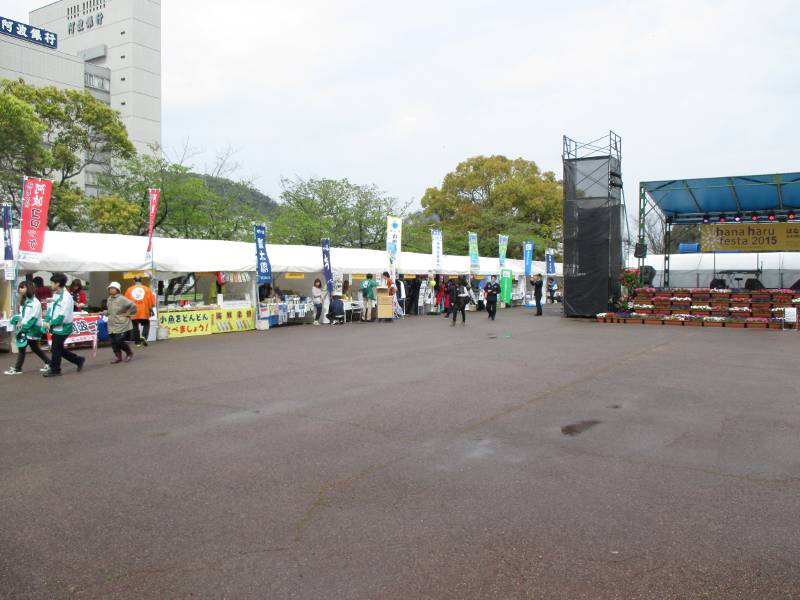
[[468, 232, 480, 274], [545, 249, 556, 276], [254, 224, 272, 284], [523, 241, 534, 277], [2, 203, 13, 261], [498, 234, 509, 267], [321, 238, 334, 294]]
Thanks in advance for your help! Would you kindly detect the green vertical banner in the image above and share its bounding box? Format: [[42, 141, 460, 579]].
[[498, 234, 509, 267], [500, 268, 512, 304], [468, 232, 480, 274]]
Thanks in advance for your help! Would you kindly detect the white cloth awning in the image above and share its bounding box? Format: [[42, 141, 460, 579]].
[[11, 230, 562, 277]]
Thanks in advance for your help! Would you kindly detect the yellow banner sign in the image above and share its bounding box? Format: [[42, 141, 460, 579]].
[[700, 223, 800, 252], [159, 309, 214, 337], [212, 307, 255, 333], [284, 272, 305, 279]]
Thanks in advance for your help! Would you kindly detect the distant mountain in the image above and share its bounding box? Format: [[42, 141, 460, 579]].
[[197, 174, 278, 216]]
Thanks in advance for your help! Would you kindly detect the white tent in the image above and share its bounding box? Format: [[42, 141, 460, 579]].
[[12, 230, 562, 277], [628, 252, 800, 288]]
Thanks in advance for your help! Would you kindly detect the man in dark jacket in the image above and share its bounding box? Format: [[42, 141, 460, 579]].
[[484, 275, 501, 320], [532, 274, 544, 316]]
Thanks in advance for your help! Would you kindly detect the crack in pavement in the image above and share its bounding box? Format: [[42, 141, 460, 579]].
[[458, 339, 676, 434]]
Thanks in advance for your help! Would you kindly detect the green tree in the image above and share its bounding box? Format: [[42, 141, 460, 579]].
[[95, 149, 263, 240], [1, 78, 135, 228], [270, 177, 410, 248], [0, 91, 47, 210], [421, 155, 562, 258]]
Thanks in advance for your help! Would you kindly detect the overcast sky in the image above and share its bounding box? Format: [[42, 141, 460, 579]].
[[5, 1, 800, 210]]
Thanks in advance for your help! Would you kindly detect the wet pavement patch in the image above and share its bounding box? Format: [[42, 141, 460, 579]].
[[561, 420, 600, 436]]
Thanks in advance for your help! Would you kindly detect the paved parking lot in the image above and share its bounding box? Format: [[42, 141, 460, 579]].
[[1, 306, 799, 599]]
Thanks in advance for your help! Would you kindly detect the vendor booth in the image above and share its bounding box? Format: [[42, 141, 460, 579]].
[[1, 230, 564, 350]]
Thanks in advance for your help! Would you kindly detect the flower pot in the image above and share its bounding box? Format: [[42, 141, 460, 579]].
[[711, 311, 730, 318], [684, 320, 702, 327], [726, 322, 745, 328], [745, 322, 768, 329], [703, 321, 724, 327], [644, 319, 663, 325], [664, 320, 683, 326], [769, 321, 784, 329]]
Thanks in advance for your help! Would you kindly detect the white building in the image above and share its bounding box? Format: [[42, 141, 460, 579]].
[[30, 0, 162, 156], [0, 1, 161, 195]]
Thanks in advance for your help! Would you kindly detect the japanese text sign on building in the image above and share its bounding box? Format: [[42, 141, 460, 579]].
[[254, 224, 272, 284], [19, 177, 52, 262], [0, 16, 57, 48], [67, 11, 103, 36]]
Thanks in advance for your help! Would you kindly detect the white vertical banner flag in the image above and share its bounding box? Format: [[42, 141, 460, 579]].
[[386, 216, 402, 280], [431, 229, 443, 272]]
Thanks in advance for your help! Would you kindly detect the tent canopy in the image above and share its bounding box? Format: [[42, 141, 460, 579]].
[[11, 230, 562, 277], [642, 172, 800, 221]]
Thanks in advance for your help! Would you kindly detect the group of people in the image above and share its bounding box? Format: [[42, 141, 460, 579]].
[[5, 274, 157, 377], [433, 273, 547, 325]]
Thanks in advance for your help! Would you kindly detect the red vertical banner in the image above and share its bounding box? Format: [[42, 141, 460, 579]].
[[147, 188, 160, 253], [19, 177, 52, 260]]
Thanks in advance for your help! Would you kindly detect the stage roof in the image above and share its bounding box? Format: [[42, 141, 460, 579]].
[[641, 172, 800, 218]]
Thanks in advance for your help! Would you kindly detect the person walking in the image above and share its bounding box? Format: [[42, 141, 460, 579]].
[[532, 274, 544, 316], [4, 281, 51, 375], [124, 277, 156, 346], [449, 276, 470, 326], [42, 273, 85, 377], [311, 278, 327, 325], [360, 274, 378, 322], [484, 274, 501, 321], [547, 278, 558, 304], [106, 282, 137, 364]]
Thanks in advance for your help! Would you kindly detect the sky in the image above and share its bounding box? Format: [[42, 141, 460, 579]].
[[4, 0, 800, 211]]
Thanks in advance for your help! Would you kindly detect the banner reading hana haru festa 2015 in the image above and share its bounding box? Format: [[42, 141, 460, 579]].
[[498, 234, 509, 267], [19, 177, 52, 261], [468, 232, 479, 274], [523, 241, 534, 277], [386, 216, 402, 279], [431, 229, 443, 272], [254, 224, 272, 284], [146, 188, 160, 254], [321, 238, 333, 294]]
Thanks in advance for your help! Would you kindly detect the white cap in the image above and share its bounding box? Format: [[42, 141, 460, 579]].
[[108, 281, 122, 292]]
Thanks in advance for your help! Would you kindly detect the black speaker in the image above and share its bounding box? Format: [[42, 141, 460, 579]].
[[634, 243, 647, 258], [562, 156, 624, 317]]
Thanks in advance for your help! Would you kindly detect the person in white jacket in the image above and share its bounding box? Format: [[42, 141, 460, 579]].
[[42, 272, 85, 377], [4, 281, 51, 375]]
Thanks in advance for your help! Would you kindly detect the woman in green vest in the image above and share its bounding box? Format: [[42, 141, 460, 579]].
[[4, 281, 51, 375]]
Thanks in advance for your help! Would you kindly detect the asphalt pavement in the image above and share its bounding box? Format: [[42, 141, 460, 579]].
[[1, 305, 799, 599]]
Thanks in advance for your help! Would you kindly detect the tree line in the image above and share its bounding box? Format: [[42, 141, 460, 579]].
[[0, 79, 563, 257]]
